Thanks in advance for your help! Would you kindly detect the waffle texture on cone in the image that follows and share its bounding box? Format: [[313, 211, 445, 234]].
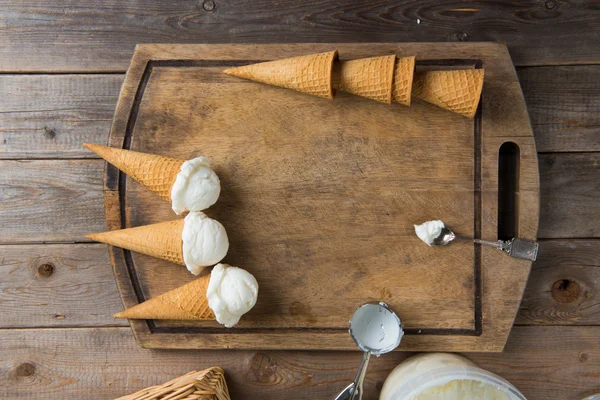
[[83, 143, 185, 202], [115, 274, 215, 320], [391, 56, 416, 106], [332, 55, 396, 103], [223, 51, 338, 99], [412, 69, 484, 118], [87, 219, 185, 265]]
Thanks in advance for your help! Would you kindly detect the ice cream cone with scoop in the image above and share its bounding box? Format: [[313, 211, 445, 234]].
[[87, 211, 229, 275], [83, 143, 220, 215], [114, 263, 259, 328]]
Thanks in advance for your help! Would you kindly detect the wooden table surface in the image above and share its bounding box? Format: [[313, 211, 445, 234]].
[[0, 2, 599, 399]]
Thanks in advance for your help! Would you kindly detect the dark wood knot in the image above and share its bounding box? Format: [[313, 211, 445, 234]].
[[43, 126, 57, 139], [249, 352, 278, 383], [16, 363, 35, 377], [551, 279, 581, 303], [456, 31, 470, 42], [202, 0, 215, 11], [38, 263, 55, 277], [545, 1, 555, 10]]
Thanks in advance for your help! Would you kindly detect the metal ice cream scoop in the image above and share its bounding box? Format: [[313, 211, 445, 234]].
[[333, 302, 403, 400], [432, 224, 539, 261]]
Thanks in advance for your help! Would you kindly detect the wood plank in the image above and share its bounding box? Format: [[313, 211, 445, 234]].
[[0, 67, 598, 157], [538, 153, 600, 238], [0, 244, 127, 328], [470, 326, 600, 400], [519, 66, 600, 152], [517, 239, 600, 325], [0, 153, 595, 246], [0, 160, 106, 243], [0, 75, 122, 159], [0, 326, 598, 400], [1, 1, 600, 72], [0, 240, 591, 330]]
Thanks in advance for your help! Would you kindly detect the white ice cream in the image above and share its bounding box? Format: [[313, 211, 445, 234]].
[[182, 211, 229, 275], [414, 220, 445, 246], [380, 353, 519, 400], [408, 379, 512, 399], [171, 156, 220, 215], [207, 263, 259, 328]]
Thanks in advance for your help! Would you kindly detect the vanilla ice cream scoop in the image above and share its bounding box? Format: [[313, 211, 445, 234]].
[[414, 220, 445, 246], [171, 156, 220, 215], [207, 263, 259, 327], [182, 211, 229, 275]]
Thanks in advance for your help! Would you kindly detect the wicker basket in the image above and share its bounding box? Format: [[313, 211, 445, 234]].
[[115, 367, 230, 400]]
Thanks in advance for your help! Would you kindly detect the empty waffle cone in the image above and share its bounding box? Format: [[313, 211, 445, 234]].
[[87, 219, 185, 265], [83, 143, 184, 202], [412, 69, 485, 118], [332, 55, 396, 103], [114, 274, 215, 320], [223, 51, 338, 99], [392, 56, 416, 106]]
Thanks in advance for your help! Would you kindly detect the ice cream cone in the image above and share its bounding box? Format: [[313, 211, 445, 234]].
[[223, 51, 338, 99], [411, 69, 484, 118], [332, 55, 396, 103], [391, 56, 416, 106], [114, 274, 215, 320], [83, 143, 185, 202], [87, 219, 185, 265]]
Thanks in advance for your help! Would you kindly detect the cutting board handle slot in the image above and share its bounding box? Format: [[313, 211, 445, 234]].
[[497, 142, 520, 240]]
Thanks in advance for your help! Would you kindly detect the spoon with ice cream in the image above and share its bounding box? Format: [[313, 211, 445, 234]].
[[334, 302, 404, 400], [414, 220, 539, 261]]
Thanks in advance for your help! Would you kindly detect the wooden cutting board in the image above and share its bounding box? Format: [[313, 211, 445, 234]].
[[104, 43, 539, 352]]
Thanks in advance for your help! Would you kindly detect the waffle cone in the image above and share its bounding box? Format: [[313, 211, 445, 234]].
[[114, 274, 215, 320], [412, 69, 484, 118], [332, 55, 396, 103], [391, 56, 416, 106], [223, 51, 338, 99], [87, 220, 185, 265], [83, 143, 184, 202]]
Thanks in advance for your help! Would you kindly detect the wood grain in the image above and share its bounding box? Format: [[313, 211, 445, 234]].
[[0, 244, 127, 328], [0, 240, 593, 331], [0, 75, 122, 159], [538, 153, 600, 239], [517, 239, 600, 325], [2, 1, 600, 72], [102, 43, 538, 351], [519, 66, 600, 152], [1, 326, 598, 400], [0, 153, 592, 244], [0, 160, 106, 243], [0, 67, 598, 157]]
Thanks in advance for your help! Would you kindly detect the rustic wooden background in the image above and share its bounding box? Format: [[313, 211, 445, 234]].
[[0, 1, 599, 399]]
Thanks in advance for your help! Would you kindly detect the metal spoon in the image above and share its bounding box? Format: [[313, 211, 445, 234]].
[[433, 224, 539, 261], [333, 302, 403, 400]]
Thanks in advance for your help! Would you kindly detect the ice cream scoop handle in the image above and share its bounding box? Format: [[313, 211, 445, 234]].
[[349, 352, 371, 400], [455, 236, 506, 250]]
